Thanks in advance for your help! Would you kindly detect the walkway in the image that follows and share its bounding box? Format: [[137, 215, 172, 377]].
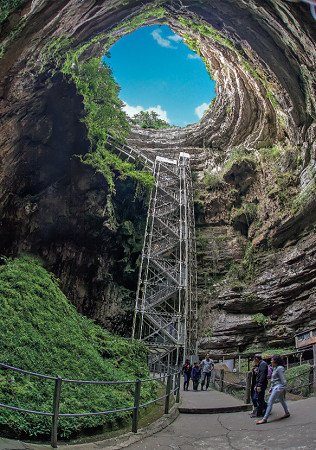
[[1, 389, 316, 449]]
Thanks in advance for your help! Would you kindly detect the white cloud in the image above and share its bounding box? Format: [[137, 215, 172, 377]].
[[195, 102, 209, 119], [122, 104, 144, 117], [188, 53, 201, 60], [151, 29, 177, 49], [147, 105, 170, 123], [168, 34, 182, 43], [122, 102, 170, 123]]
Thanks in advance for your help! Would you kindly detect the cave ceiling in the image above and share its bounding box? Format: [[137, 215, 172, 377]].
[[1, 0, 315, 153], [0, 0, 316, 346]]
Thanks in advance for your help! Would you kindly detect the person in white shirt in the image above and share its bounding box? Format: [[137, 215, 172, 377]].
[[256, 354, 290, 424]]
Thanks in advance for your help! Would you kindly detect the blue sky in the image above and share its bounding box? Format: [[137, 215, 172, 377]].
[[106, 25, 216, 127]]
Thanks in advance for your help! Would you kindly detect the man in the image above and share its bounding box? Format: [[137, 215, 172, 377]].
[[200, 353, 214, 391], [251, 354, 268, 418]]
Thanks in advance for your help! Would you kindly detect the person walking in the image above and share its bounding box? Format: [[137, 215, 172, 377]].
[[256, 354, 290, 424], [191, 361, 201, 391], [250, 354, 268, 418], [200, 353, 214, 391], [182, 358, 192, 391]]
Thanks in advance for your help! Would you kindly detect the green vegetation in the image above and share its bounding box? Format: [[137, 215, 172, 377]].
[[179, 18, 234, 49], [223, 147, 257, 174], [39, 9, 167, 196], [258, 145, 283, 162], [202, 171, 225, 189], [241, 293, 258, 303], [286, 364, 311, 398], [0, 0, 24, 24], [251, 313, 269, 327], [60, 6, 167, 74], [131, 110, 171, 129], [66, 58, 154, 195], [230, 202, 258, 226], [261, 347, 295, 358], [0, 255, 155, 439]]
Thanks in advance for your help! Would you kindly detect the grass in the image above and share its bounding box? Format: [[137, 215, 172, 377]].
[[0, 254, 157, 440]]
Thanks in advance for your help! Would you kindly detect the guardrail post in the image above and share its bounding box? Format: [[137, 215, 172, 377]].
[[132, 379, 141, 433], [245, 371, 252, 404], [51, 375, 62, 448], [176, 372, 180, 403], [220, 369, 224, 392], [164, 375, 172, 414]]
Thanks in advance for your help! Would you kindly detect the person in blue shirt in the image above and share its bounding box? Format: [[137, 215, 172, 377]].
[[191, 361, 201, 391]]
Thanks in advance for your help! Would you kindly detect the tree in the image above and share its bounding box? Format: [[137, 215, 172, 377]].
[[131, 110, 171, 129]]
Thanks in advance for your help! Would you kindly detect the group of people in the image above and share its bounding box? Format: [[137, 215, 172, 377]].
[[182, 352, 291, 424], [251, 353, 290, 424], [182, 353, 214, 392]]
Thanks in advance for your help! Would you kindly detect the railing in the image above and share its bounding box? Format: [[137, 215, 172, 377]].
[[0, 363, 180, 448], [211, 365, 315, 403]]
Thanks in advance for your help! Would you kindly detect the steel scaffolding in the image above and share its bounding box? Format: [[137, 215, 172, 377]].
[[132, 152, 198, 367]]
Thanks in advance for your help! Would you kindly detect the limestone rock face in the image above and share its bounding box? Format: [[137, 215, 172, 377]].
[[0, 0, 315, 347]]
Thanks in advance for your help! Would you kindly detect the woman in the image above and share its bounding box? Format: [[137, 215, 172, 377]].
[[256, 354, 290, 424], [182, 358, 192, 391]]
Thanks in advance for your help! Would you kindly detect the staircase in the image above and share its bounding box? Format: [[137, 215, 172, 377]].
[[106, 133, 197, 368], [132, 152, 198, 367]]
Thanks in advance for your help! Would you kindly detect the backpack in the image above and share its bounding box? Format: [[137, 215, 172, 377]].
[[267, 365, 273, 379]]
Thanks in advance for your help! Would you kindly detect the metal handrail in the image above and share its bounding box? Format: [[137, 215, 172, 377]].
[[0, 362, 181, 448]]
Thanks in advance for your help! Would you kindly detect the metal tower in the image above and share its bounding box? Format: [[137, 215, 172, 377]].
[[132, 152, 198, 368]]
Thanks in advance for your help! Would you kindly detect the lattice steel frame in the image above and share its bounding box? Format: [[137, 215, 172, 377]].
[[132, 152, 197, 366]]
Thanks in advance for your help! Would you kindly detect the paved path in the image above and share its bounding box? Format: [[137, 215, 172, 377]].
[[178, 387, 251, 413], [125, 392, 316, 450], [1, 389, 316, 449]]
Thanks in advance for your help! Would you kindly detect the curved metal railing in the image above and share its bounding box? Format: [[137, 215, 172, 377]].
[[0, 362, 180, 448]]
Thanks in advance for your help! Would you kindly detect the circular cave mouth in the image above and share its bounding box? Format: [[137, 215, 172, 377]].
[[107, 24, 216, 129]]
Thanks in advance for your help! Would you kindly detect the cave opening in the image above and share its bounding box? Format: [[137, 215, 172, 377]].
[[106, 24, 216, 128], [0, 0, 315, 363]]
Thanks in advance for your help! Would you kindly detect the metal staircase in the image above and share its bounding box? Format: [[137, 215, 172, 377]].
[[106, 134, 197, 368], [132, 153, 198, 368]]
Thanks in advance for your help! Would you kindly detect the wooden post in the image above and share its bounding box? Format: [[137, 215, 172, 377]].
[[238, 354, 241, 373], [309, 366, 314, 396], [220, 369, 224, 392], [245, 371, 252, 404], [51, 376, 62, 448], [286, 356, 289, 370], [176, 372, 180, 403], [164, 375, 172, 414], [132, 379, 141, 433]]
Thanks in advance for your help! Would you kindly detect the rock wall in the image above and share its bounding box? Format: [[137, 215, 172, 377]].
[[0, 0, 315, 350]]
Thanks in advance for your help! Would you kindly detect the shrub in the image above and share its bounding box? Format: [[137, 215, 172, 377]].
[[0, 255, 155, 438], [202, 172, 224, 189], [286, 364, 312, 398], [251, 313, 269, 327], [131, 111, 171, 129]]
